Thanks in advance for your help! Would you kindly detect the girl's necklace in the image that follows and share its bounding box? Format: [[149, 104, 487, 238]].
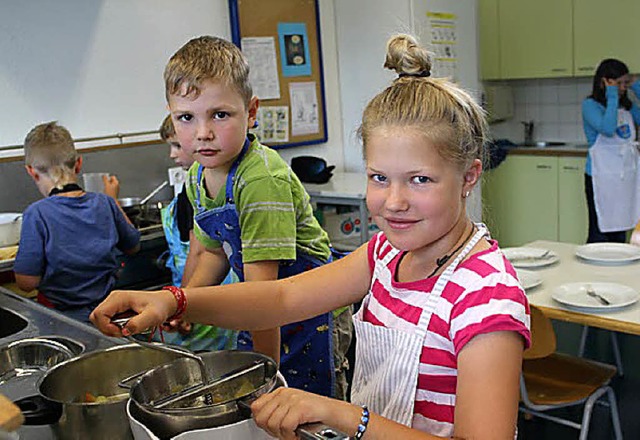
[[426, 223, 476, 278]]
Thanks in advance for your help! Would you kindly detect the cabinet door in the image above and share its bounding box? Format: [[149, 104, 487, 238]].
[[483, 155, 558, 247], [558, 156, 588, 243], [479, 0, 500, 80], [499, 0, 573, 79], [574, 0, 640, 76]]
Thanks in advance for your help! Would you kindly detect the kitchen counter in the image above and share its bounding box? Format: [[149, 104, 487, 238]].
[[506, 143, 588, 157], [0, 288, 122, 439]]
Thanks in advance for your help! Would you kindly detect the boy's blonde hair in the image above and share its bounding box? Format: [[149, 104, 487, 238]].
[[359, 34, 488, 171], [24, 121, 78, 184], [164, 36, 253, 106], [159, 114, 176, 142]]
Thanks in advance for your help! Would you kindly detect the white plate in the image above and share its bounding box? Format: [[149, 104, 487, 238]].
[[552, 282, 640, 311], [502, 247, 559, 268], [515, 269, 542, 291], [575, 243, 640, 265]]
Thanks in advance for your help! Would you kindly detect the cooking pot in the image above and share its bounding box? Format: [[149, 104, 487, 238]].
[[0, 214, 22, 248], [119, 181, 169, 210], [14, 344, 183, 440], [129, 350, 349, 440]]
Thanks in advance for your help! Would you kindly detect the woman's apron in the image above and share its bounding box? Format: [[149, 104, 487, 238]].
[[591, 109, 640, 232], [350, 225, 486, 430], [193, 141, 335, 397]]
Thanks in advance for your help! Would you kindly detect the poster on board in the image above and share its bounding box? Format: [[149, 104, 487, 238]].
[[278, 23, 312, 77]]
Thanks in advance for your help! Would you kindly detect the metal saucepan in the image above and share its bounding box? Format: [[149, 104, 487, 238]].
[[119, 181, 169, 210], [129, 350, 349, 440], [13, 344, 183, 440]]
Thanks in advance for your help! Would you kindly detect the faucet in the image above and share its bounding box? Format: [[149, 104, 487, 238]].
[[521, 120, 534, 145]]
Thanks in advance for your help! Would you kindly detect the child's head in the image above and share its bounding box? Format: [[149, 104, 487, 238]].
[[24, 121, 80, 192], [164, 36, 252, 106], [590, 58, 632, 109], [164, 36, 258, 171], [358, 34, 488, 251], [160, 114, 193, 170]]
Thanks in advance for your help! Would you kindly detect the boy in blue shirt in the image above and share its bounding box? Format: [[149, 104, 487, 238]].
[[14, 121, 140, 323]]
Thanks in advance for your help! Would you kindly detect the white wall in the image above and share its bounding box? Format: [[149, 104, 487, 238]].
[[0, 0, 231, 147]]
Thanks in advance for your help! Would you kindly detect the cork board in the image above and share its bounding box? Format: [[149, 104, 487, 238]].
[[229, 0, 328, 148]]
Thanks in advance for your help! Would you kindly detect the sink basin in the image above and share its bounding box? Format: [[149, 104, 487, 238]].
[[521, 141, 567, 147], [0, 307, 28, 338]]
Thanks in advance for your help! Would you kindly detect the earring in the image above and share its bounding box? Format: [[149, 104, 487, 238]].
[[463, 191, 470, 198]]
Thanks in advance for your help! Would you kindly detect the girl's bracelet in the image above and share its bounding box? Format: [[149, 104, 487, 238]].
[[162, 286, 187, 321], [354, 405, 369, 439]]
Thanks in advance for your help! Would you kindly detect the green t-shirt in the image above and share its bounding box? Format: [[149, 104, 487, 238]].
[[186, 136, 331, 264]]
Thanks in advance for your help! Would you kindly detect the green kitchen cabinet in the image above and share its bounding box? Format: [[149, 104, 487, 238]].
[[498, 0, 573, 79], [483, 155, 559, 247], [558, 156, 588, 243], [483, 154, 588, 247], [478, 0, 500, 80], [574, 0, 640, 76]]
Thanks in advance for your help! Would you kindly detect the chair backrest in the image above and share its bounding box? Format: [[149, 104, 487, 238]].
[[523, 305, 556, 360]]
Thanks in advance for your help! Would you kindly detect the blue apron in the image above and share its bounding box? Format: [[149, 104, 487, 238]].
[[193, 140, 335, 396], [157, 195, 238, 351]]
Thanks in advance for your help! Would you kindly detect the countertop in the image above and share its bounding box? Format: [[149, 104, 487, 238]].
[[0, 288, 122, 439], [506, 143, 589, 157]]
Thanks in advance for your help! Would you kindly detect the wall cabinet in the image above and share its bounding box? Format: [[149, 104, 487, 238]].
[[480, 0, 640, 80], [482, 154, 587, 247], [498, 0, 573, 79], [574, 0, 640, 76]]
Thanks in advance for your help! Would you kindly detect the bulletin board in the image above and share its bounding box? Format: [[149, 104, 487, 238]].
[[228, 0, 328, 149]]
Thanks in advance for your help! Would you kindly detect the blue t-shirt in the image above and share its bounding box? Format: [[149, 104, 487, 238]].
[[14, 192, 140, 311]]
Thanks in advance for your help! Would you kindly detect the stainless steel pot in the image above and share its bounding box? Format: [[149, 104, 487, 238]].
[[129, 350, 349, 440], [14, 344, 182, 440]]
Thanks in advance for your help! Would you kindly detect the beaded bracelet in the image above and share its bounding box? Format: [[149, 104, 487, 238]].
[[354, 405, 369, 439], [162, 285, 187, 321]]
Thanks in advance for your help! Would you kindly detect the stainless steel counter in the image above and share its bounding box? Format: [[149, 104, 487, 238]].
[[0, 288, 123, 439]]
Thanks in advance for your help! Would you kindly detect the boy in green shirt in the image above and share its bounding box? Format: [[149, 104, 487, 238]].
[[166, 36, 351, 398]]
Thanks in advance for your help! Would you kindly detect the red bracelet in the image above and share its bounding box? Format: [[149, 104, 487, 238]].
[[162, 286, 187, 321]]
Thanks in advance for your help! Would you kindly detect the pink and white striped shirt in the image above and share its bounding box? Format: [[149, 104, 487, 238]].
[[364, 232, 531, 436]]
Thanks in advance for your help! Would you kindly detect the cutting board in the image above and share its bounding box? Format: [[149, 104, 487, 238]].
[[0, 393, 23, 432]]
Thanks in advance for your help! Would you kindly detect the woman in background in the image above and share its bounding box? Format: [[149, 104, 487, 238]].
[[582, 58, 640, 243]]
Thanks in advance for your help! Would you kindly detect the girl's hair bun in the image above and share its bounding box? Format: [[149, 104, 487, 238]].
[[384, 34, 432, 78]]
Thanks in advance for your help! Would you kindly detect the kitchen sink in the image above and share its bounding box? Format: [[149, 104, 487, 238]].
[[0, 306, 28, 338]]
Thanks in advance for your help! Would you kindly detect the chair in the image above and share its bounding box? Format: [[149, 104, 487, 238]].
[[520, 306, 623, 440]]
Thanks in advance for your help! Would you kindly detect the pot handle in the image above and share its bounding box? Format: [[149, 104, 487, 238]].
[[236, 401, 350, 440], [14, 395, 62, 426]]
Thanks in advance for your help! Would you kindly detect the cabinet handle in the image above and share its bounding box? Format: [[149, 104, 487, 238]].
[[551, 68, 568, 72], [562, 166, 580, 171], [578, 66, 593, 71], [536, 164, 553, 169]]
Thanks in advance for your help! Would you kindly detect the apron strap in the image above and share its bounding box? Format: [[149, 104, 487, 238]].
[[415, 224, 487, 339]]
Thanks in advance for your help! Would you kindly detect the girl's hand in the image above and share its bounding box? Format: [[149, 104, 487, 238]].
[[603, 78, 618, 88], [250, 388, 338, 440], [89, 289, 177, 337], [102, 175, 120, 200]]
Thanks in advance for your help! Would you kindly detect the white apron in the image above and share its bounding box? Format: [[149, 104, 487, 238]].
[[350, 225, 487, 429], [591, 108, 640, 232]]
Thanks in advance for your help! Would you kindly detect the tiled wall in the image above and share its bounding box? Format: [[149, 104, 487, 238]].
[[487, 77, 593, 144]]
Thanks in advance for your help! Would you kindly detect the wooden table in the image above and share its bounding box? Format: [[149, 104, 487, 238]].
[[520, 240, 640, 336]]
